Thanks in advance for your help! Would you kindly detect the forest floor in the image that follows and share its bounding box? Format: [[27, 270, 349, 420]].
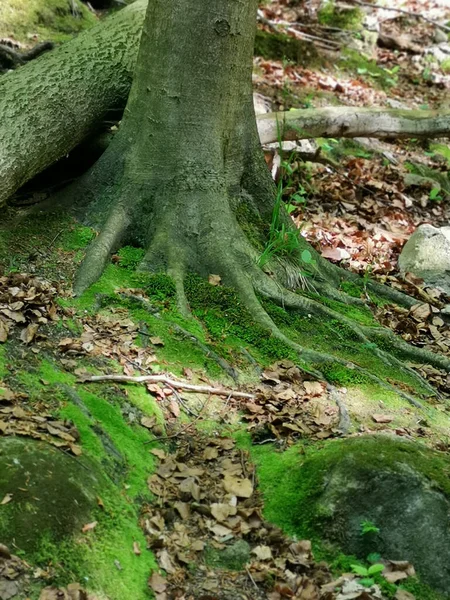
[[1, 1, 450, 600]]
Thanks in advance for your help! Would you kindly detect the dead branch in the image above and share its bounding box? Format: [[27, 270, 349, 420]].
[[79, 373, 255, 399], [346, 0, 450, 32], [257, 107, 450, 144]]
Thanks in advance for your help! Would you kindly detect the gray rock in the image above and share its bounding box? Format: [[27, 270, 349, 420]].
[[398, 224, 450, 293], [434, 28, 449, 45], [306, 436, 450, 594], [0, 437, 103, 552]]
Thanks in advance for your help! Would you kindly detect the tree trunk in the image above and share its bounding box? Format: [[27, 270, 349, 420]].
[[1, 0, 450, 208], [70, 0, 450, 397]]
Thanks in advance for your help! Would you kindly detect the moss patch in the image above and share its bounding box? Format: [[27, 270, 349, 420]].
[[0, 0, 97, 44]]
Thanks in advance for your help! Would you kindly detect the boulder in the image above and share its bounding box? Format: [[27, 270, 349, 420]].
[[0, 437, 103, 552], [398, 223, 450, 293], [283, 436, 450, 594]]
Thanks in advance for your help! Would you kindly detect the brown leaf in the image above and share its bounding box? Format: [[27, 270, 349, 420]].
[[0, 318, 8, 343], [81, 521, 98, 533], [133, 541, 141, 555], [208, 274, 222, 286], [203, 446, 219, 460], [372, 414, 393, 424], [148, 572, 167, 594], [169, 400, 180, 418], [20, 322, 39, 345], [150, 448, 166, 460], [395, 591, 415, 600], [141, 416, 156, 429], [383, 571, 408, 584], [303, 381, 324, 396], [252, 545, 272, 560], [158, 550, 176, 574], [174, 501, 191, 520], [223, 475, 253, 498], [150, 336, 165, 346], [210, 502, 237, 522]]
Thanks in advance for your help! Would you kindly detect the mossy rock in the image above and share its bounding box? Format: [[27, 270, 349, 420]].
[[254, 30, 321, 67], [0, 437, 102, 552], [254, 435, 450, 595]]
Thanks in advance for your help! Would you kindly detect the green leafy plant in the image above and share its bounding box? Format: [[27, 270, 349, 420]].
[[351, 563, 385, 587], [360, 519, 380, 535], [429, 187, 442, 202]]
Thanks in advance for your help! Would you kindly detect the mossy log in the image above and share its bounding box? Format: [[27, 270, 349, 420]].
[[1, 0, 450, 208]]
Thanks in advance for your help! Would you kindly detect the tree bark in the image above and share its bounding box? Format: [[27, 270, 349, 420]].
[[1, 0, 450, 209]]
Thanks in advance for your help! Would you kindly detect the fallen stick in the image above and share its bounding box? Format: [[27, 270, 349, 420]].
[[346, 0, 450, 32], [79, 373, 255, 399], [257, 107, 450, 144]]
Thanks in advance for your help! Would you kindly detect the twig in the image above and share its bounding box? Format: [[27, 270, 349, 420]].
[[79, 373, 255, 400], [346, 0, 450, 32], [147, 391, 214, 442], [246, 567, 259, 590]]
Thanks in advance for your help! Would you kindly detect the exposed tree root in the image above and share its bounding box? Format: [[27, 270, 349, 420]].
[[73, 183, 441, 410], [116, 292, 239, 381]]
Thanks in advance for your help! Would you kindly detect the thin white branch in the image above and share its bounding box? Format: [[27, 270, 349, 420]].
[[79, 373, 255, 399]]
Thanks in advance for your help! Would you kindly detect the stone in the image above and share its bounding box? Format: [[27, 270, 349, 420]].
[[398, 224, 450, 293], [0, 437, 103, 552], [299, 435, 450, 594]]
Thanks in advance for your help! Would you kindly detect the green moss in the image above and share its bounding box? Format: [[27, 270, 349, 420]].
[[318, 1, 363, 30], [430, 143, 450, 167], [319, 362, 371, 385], [204, 540, 251, 571], [339, 49, 400, 90], [254, 29, 321, 67], [0, 345, 8, 379], [307, 293, 376, 326], [0, 0, 97, 44], [441, 58, 450, 74], [117, 246, 146, 270], [340, 281, 363, 298], [61, 225, 96, 251]]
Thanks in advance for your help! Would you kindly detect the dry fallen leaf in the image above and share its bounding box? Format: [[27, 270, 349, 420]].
[[252, 545, 273, 560], [1, 493, 12, 505], [81, 521, 98, 533], [208, 274, 222, 286], [133, 541, 141, 555], [372, 414, 393, 424], [148, 572, 167, 594], [223, 474, 253, 498]]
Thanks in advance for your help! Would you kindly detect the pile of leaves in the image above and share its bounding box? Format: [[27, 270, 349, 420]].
[[0, 273, 59, 345], [241, 360, 339, 444], [58, 307, 158, 375], [0, 544, 27, 600], [0, 385, 82, 456], [145, 432, 385, 600], [373, 295, 450, 392]]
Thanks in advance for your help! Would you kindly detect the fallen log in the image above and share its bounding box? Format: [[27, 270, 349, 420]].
[[1, 0, 450, 208], [257, 107, 450, 144], [0, 0, 146, 207]]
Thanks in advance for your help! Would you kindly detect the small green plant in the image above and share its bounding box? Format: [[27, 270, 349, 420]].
[[351, 563, 385, 587], [429, 187, 442, 202], [360, 519, 380, 535]]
